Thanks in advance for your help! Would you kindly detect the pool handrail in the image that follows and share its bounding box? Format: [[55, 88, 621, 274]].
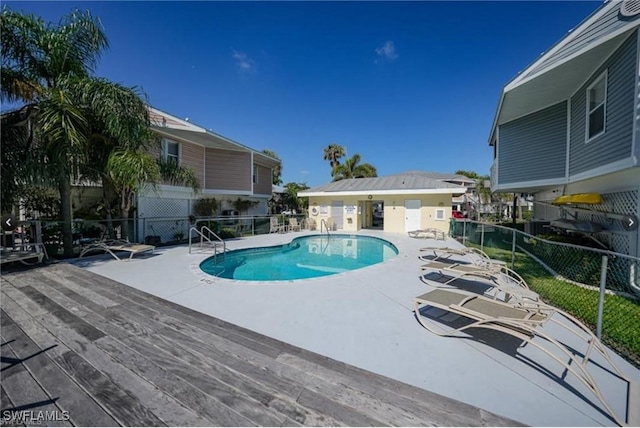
[[320, 219, 331, 236], [189, 226, 226, 256]]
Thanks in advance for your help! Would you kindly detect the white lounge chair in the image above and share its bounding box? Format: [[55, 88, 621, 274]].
[[1, 244, 46, 266], [414, 288, 639, 427], [419, 246, 496, 261], [408, 228, 446, 240], [79, 239, 155, 261], [420, 260, 537, 302]]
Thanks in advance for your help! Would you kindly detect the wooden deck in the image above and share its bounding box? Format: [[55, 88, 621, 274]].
[[1, 264, 523, 427]]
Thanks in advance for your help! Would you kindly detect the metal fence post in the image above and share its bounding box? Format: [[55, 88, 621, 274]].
[[511, 231, 516, 271], [462, 220, 467, 246], [480, 222, 485, 252], [35, 220, 42, 244], [596, 255, 609, 339]]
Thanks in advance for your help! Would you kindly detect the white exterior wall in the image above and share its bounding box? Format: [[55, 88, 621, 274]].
[[136, 185, 269, 243], [307, 193, 454, 234]]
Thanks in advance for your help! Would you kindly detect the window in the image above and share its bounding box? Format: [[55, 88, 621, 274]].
[[162, 139, 180, 164], [253, 165, 258, 184], [586, 71, 607, 141], [435, 208, 445, 221]]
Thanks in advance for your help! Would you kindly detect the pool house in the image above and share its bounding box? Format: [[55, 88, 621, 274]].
[[298, 172, 467, 234]]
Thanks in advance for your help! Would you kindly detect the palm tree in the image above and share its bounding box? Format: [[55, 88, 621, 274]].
[[1, 7, 110, 256], [282, 182, 310, 212], [1, 7, 199, 254], [262, 149, 282, 185], [0, 105, 40, 212], [473, 176, 491, 220], [106, 150, 199, 239], [322, 143, 345, 177], [332, 153, 377, 181]]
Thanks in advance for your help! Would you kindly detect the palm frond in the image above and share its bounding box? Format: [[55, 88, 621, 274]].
[[38, 87, 88, 157], [332, 153, 377, 181], [157, 158, 201, 192], [56, 8, 108, 74], [106, 149, 161, 189]]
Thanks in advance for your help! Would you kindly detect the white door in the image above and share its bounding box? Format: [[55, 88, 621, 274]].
[[405, 199, 421, 232], [331, 200, 344, 229]]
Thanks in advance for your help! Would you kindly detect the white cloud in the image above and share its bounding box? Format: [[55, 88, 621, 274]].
[[375, 41, 398, 63], [232, 50, 255, 72]]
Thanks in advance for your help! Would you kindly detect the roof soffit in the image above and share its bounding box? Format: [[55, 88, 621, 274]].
[[497, 29, 632, 126]]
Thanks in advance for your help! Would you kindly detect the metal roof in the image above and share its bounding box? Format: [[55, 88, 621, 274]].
[[299, 173, 466, 196], [393, 170, 475, 183]]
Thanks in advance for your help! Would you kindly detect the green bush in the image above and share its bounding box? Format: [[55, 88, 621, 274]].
[[193, 198, 218, 217], [218, 228, 236, 239]]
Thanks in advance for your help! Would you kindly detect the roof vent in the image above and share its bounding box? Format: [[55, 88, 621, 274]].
[[620, 0, 640, 17]]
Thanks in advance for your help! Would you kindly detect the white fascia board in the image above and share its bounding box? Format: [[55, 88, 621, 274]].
[[299, 187, 467, 197], [488, 90, 506, 145], [201, 188, 252, 196], [493, 177, 568, 192], [138, 184, 198, 199], [506, 2, 616, 90], [144, 185, 253, 197]]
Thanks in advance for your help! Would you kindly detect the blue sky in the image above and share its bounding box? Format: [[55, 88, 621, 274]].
[[7, 1, 601, 187]]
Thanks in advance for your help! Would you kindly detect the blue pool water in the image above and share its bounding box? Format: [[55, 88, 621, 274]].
[[200, 234, 398, 281]]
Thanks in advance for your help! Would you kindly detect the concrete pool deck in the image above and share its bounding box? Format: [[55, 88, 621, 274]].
[[73, 229, 639, 427]]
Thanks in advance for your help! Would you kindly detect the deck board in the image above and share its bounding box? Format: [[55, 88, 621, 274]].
[[0, 307, 118, 426], [28, 309, 213, 426], [0, 264, 524, 427], [0, 333, 71, 427]]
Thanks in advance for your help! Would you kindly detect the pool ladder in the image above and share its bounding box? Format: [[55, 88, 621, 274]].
[[320, 219, 331, 236], [189, 226, 226, 257]]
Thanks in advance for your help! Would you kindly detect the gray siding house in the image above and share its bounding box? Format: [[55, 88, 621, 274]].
[[488, 0, 640, 257]]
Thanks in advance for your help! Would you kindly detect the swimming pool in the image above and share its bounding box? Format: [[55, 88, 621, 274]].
[[199, 234, 398, 281]]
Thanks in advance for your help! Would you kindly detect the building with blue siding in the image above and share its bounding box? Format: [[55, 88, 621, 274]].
[[488, 0, 640, 257]]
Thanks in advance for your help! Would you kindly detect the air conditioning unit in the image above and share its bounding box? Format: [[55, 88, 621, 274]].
[[525, 221, 550, 236]]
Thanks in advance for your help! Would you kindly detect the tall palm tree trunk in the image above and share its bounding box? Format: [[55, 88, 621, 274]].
[[58, 179, 74, 257], [118, 187, 132, 241], [119, 212, 129, 241], [101, 184, 116, 239]]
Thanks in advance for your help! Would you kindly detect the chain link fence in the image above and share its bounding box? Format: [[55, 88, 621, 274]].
[[450, 219, 640, 367]]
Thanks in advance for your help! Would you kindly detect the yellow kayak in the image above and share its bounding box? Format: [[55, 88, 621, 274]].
[[552, 193, 603, 205]]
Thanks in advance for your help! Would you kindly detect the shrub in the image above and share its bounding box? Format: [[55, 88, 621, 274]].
[[218, 228, 236, 239], [193, 198, 218, 217]]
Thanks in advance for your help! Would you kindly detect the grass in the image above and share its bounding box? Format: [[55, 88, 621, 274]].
[[470, 243, 640, 368]]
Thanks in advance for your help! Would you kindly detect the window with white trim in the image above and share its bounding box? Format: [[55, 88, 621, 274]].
[[162, 139, 180, 164], [253, 165, 258, 184], [435, 208, 445, 221], [586, 71, 607, 141]]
